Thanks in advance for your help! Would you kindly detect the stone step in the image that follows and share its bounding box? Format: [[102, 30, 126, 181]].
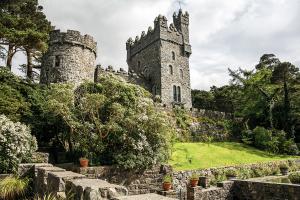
[[66, 178, 128, 200], [47, 171, 86, 194], [112, 193, 177, 200]]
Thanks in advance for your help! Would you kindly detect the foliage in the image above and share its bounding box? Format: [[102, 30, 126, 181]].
[[288, 172, 300, 184], [0, 0, 52, 79], [42, 74, 175, 170], [169, 142, 298, 171], [225, 169, 238, 177], [0, 115, 37, 173], [279, 163, 289, 169], [0, 176, 29, 200], [173, 107, 194, 141], [163, 174, 172, 183], [190, 172, 199, 180]]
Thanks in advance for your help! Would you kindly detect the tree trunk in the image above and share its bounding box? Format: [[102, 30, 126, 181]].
[[26, 48, 33, 80], [6, 45, 15, 71]]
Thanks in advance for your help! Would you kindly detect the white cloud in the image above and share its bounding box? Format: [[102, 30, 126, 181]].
[[3, 0, 300, 90]]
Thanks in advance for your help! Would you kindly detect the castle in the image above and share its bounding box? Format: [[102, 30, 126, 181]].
[[40, 9, 192, 108]]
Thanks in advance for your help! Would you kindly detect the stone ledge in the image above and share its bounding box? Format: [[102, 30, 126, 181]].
[[47, 171, 86, 193], [112, 193, 176, 200], [66, 178, 128, 200]]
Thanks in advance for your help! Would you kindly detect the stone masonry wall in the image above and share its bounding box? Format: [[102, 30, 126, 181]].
[[40, 30, 96, 85]]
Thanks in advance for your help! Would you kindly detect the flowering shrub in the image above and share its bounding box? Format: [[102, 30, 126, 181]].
[[0, 115, 37, 173]]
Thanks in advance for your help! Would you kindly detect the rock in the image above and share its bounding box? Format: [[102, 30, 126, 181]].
[[66, 178, 128, 200]]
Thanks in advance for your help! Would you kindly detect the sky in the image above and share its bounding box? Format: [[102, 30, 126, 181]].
[[5, 0, 300, 90]]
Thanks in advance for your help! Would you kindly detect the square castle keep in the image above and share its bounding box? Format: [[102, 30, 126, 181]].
[[40, 9, 192, 109]]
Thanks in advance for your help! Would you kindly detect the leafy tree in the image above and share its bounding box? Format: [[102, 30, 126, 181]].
[[0, 0, 51, 79], [191, 90, 214, 110]]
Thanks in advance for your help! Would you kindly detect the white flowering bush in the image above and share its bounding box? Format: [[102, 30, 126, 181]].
[[0, 115, 37, 173]]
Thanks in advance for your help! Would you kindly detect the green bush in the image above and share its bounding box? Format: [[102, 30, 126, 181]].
[[43, 75, 175, 170], [0, 115, 37, 173], [253, 126, 272, 150], [288, 172, 300, 184]]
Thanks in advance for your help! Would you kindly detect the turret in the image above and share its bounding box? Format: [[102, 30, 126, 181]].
[[173, 9, 190, 44]]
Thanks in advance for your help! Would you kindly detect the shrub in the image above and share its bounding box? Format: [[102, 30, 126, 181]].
[[225, 169, 238, 177], [282, 139, 299, 155], [253, 126, 272, 150], [0, 115, 37, 173], [0, 176, 29, 200], [288, 172, 300, 184]]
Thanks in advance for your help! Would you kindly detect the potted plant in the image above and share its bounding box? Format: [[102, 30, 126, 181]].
[[199, 174, 210, 188], [279, 163, 289, 175], [225, 169, 238, 180], [288, 172, 300, 184], [162, 174, 172, 191], [189, 173, 199, 187]]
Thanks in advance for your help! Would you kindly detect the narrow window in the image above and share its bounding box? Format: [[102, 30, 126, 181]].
[[169, 65, 173, 75], [173, 85, 177, 102], [172, 51, 175, 60], [177, 86, 181, 102], [138, 61, 141, 68], [55, 55, 60, 67], [180, 69, 183, 78]]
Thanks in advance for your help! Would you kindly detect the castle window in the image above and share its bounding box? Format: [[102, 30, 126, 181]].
[[180, 69, 183, 78], [55, 55, 61, 67], [172, 51, 175, 60], [169, 65, 173, 75], [177, 86, 181, 102], [138, 61, 141, 68], [173, 85, 177, 102]]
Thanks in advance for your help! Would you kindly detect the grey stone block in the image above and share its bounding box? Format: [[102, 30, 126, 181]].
[[66, 178, 128, 200], [112, 193, 176, 200], [47, 171, 85, 194]]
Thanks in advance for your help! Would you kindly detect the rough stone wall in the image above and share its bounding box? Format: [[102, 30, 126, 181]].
[[126, 10, 192, 109], [234, 178, 300, 200], [40, 30, 97, 85], [187, 181, 234, 200], [160, 40, 192, 108]]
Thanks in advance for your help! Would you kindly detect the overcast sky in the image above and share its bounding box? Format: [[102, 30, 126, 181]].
[[7, 0, 300, 90]]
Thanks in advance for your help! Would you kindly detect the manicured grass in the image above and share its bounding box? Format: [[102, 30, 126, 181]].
[[169, 142, 299, 171]]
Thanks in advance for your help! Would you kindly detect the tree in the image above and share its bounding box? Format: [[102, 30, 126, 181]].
[[271, 62, 300, 137], [191, 90, 214, 110], [0, 0, 51, 79]]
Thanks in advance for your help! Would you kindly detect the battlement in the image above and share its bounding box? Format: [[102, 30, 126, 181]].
[[126, 13, 187, 58], [173, 9, 189, 25], [50, 29, 97, 55]]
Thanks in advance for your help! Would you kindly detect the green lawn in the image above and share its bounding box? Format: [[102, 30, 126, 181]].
[[169, 142, 299, 171]]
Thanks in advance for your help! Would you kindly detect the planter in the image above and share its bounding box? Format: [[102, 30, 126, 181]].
[[163, 182, 172, 191], [190, 179, 198, 187], [199, 176, 210, 188], [79, 158, 89, 168], [280, 168, 289, 175]]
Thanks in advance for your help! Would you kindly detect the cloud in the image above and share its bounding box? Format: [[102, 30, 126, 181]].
[[3, 0, 300, 90]]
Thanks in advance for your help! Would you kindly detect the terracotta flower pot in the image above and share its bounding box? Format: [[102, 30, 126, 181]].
[[190, 179, 198, 187], [163, 182, 172, 191], [79, 158, 89, 167]]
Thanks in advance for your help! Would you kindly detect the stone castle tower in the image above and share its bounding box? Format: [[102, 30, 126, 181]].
[[126, 9, 192, 108], [40, 30, 97, 84]]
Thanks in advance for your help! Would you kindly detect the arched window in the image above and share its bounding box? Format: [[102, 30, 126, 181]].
[[137, 61, 141, 68], [169, 65, 173, 75], [177, 86, 181, 102], [173, 85, 177, 102], [180, 69, 183, 79], [172, 51, 175, 60]]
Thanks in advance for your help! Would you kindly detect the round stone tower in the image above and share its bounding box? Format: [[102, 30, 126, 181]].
[[40, 29, 97, 85]]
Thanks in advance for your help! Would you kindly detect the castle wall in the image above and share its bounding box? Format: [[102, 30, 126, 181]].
[[127, 40, 161, 95], [160, 40, 192, 108], [40, 30, 96, 85], [126, 11, 192, 108]]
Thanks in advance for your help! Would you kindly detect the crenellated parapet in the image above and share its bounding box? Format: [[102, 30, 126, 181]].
[[50, 29, 97, 55], [126, 14, 186, 59]]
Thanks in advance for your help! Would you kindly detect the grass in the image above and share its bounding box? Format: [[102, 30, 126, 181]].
[[169, 142, 299, 171]]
